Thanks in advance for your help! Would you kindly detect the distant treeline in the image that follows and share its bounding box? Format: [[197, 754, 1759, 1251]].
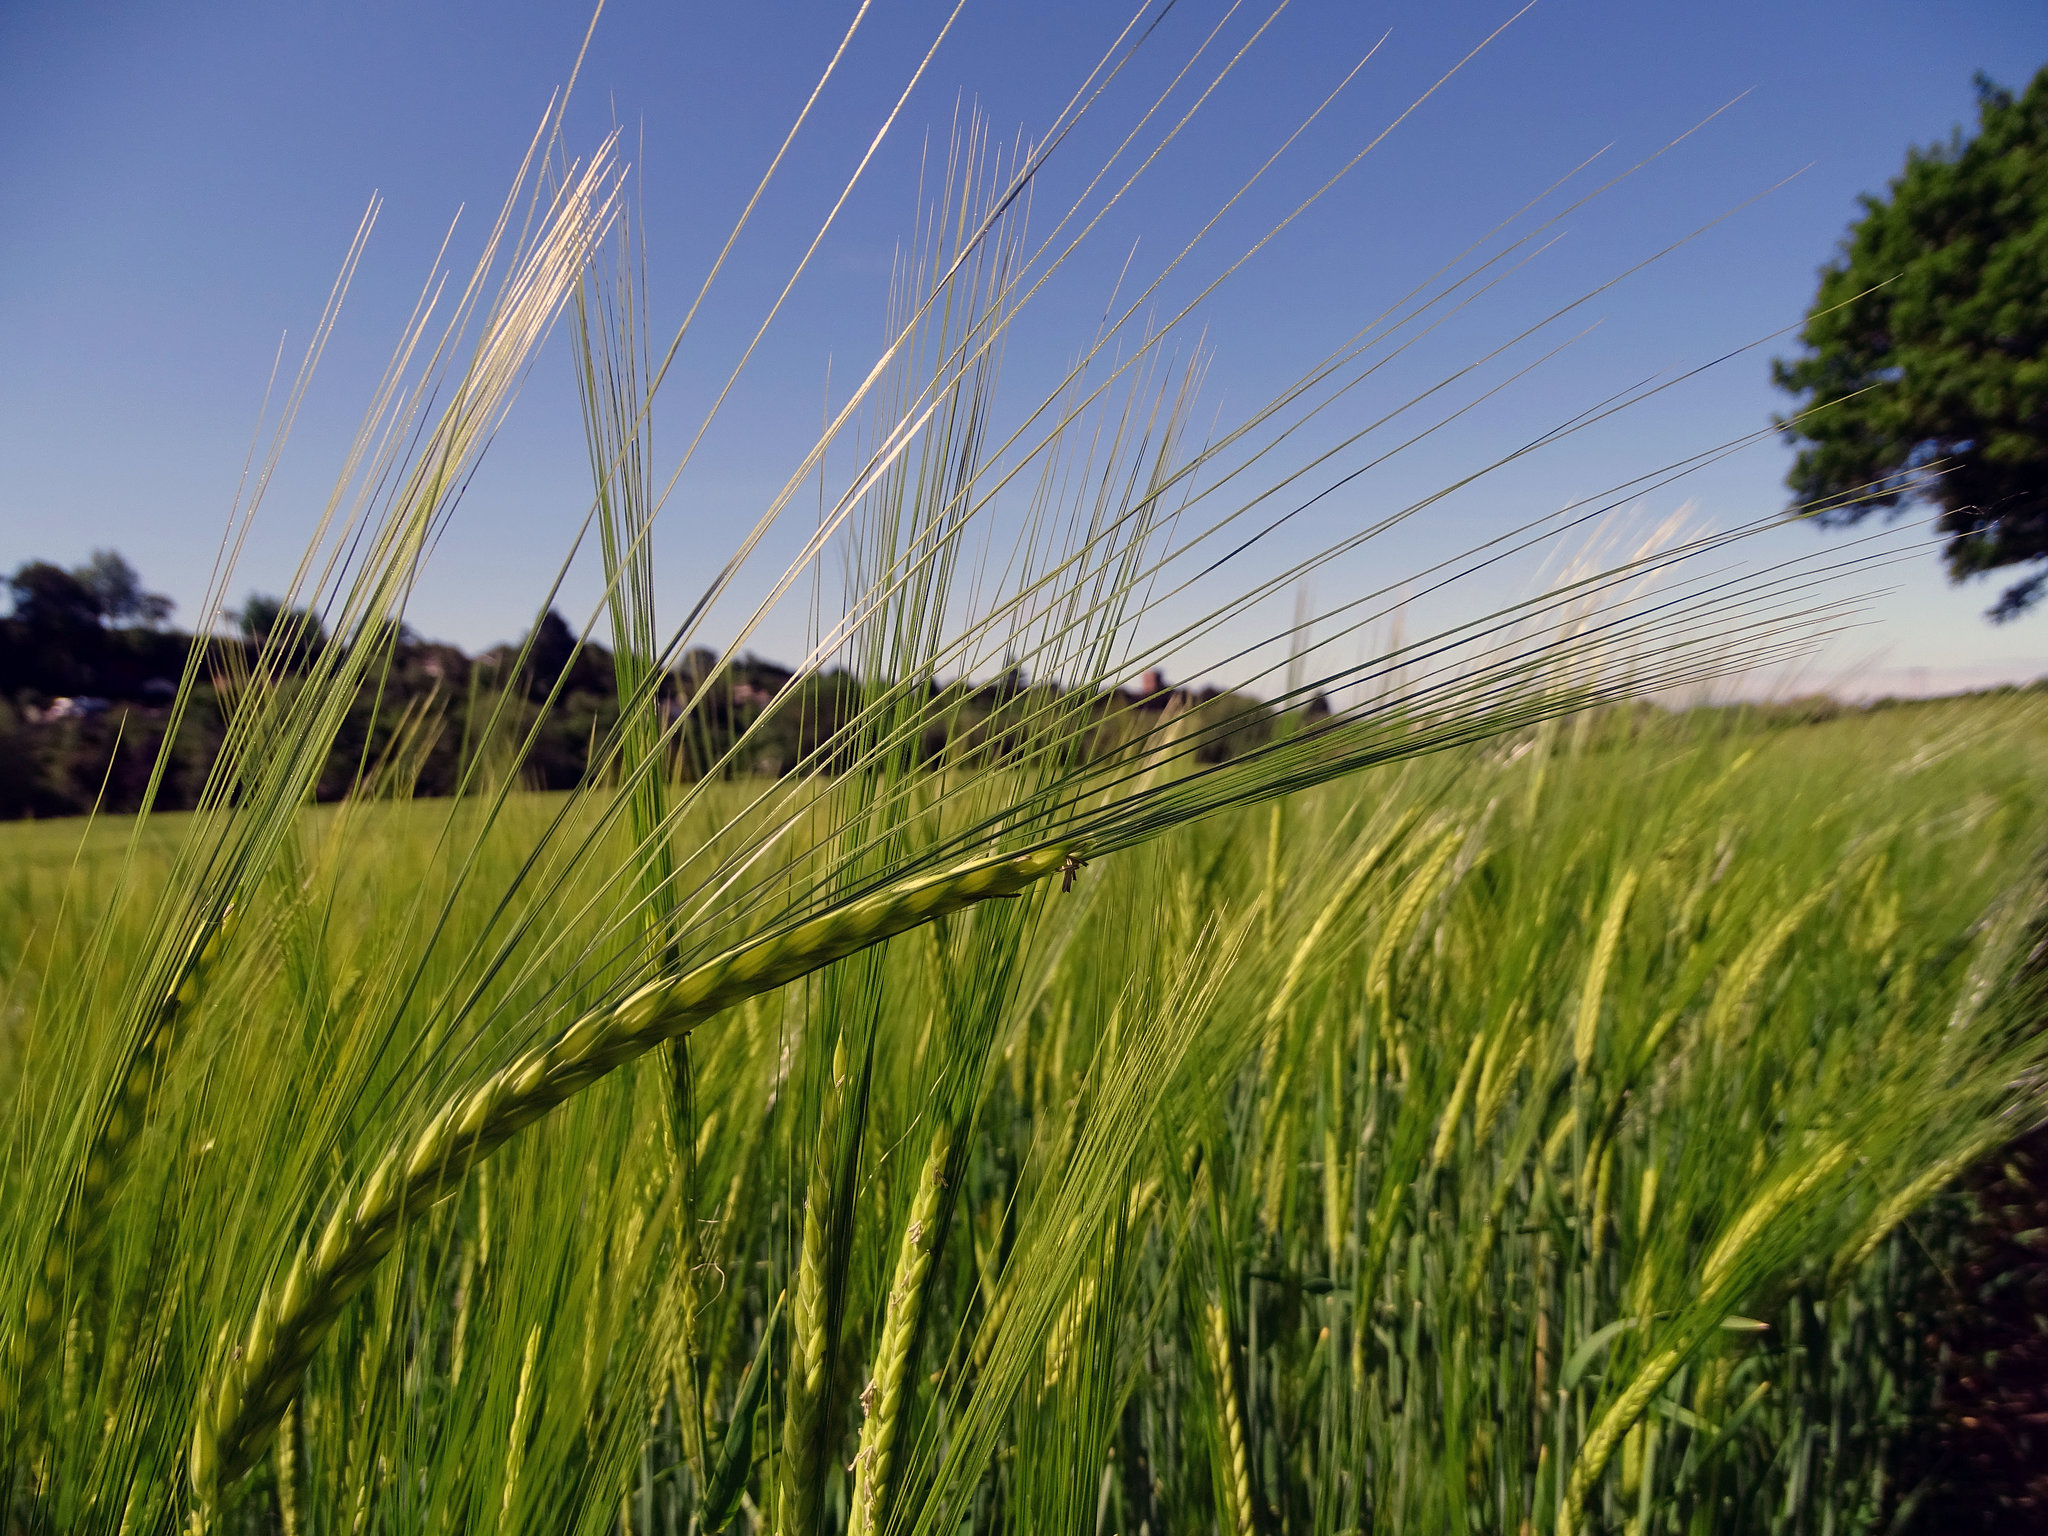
[[0, 552, 1290, 822], [12, 551, 2017, 824]]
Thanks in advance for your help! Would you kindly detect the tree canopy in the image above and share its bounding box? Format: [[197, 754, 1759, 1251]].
[[77, 549, 174, 626], [1774, 68, 2048, 619], [6, 562, 105, 635], [5, 550, 172, 632]]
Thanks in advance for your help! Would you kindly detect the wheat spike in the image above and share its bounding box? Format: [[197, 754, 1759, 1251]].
[[276, 1402, 304, 1536], [188, 846, 1070, 1517], [1829, 1133, 1992, 1292], [1564, 1141, 1852, 1533], [1205, 1297, 1256, 1536], [1574, 868, 1637, 1076], [776, 1034, 846, 1536], [1040, 1270, 1099, 1394], [1430, 1029, 1489, 1172], [846, 1122, 951, 1536], [1701, 1141, 1850, 1291], [500, 1325, 542, 1525], [1561, 1346, 1683, 1536]]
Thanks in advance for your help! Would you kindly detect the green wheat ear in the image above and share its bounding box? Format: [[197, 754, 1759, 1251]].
[[187, 843, 1072, 1520], [847, 1122, 952, 1536]]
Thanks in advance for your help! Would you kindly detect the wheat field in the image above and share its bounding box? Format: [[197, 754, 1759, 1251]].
[[5, 693, 2047, 1533], [6, 6, 2043, 1532]]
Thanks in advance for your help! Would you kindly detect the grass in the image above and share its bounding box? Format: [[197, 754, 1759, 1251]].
[[5, 6, 2041, 1532]]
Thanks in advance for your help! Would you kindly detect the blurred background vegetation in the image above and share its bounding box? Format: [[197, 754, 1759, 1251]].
[[0, 550, 1289, 822]]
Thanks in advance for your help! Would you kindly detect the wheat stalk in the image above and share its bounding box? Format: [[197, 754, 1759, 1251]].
[[776, 1034, 846, 1536], [846, 1121, 951, 1536], [1562, 1138, 1853, 1534], [1205, 1297, 1256, 1536], [1562, 1345, 1684, 1536], [187, 845, 1070, 1518]]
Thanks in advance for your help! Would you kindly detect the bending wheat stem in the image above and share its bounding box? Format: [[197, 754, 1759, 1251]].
[[187, 846, 1069, 1519], [1561, 1346, 1683, 1536], [1562, 1140, 1854, 1533]]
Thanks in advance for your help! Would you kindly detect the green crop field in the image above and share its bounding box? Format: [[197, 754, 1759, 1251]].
[[6, 693, 2048, 1535], [8, 11, 2047, 1533]]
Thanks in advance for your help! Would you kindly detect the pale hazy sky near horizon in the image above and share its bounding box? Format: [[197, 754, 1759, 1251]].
[[3, 0, 2047, 700]]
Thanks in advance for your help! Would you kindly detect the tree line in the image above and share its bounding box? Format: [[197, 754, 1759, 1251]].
[[0, 552, 1287, 822]]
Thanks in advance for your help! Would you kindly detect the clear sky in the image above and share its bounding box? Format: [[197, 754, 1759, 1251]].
[[4, 0, 2046, 698]]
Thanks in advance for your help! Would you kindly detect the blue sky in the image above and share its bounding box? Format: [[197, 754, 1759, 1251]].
[[3, 0, 2046, 698]]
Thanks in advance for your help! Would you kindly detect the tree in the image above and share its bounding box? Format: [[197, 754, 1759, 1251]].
[[6, 550, 172, 632], [76, 549, 173, 626], [518, 608, 612, 699], [5, 561, 107, 698], [6, 561, 103, 632], [232, 593, 331, 677], [1774, 68, 2048, 619], [524, 608, 579, 696]]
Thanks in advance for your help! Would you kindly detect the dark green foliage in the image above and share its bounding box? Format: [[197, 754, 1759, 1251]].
[[76, 551, 174, 628], [234, 594, 324, 648], [7, 561, 106, 634], [4, 554, 178, 696], [1774, 69, 2048, 618]]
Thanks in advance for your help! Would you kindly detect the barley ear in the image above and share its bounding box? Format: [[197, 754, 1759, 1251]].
[[500, 1325, 542, 1525], [1574, 868, 1636, 1077], [1204, 1297, 1256, 1536], [276, 1400, 304, 1536], [847, 1123, 952, 1536], [189, 846, 1070, 1514], [1700, 1142, 1850, 1292], [1429, 1029, 1488, 1171], [776, 1037, 845, 1536], [1829, 1135, 1989, 1293], [1560, 1346, 1684, 1536]]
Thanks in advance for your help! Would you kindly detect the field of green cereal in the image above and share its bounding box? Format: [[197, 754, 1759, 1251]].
[[7, 693, 2048, 1534], [9, 10, 2046, 1531]]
